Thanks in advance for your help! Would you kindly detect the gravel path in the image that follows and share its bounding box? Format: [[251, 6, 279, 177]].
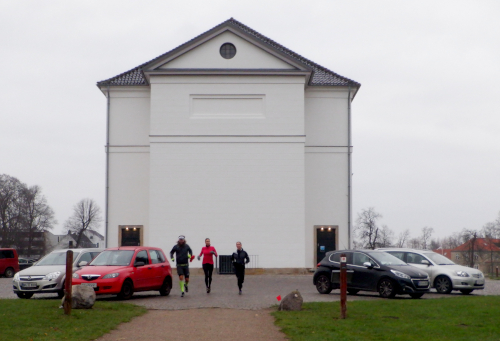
[[96, 308, 286, 341]]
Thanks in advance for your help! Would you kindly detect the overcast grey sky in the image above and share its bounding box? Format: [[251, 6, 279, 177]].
[[1, 1, 499, 240]]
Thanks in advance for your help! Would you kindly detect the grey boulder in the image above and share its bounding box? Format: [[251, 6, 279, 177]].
[[279, 290, 303, 311], [61, 285, 96, 309]]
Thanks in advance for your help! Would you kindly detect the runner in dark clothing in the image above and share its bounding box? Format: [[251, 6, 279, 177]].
[[170, 235, 194, 297], [231, 241, 250, 295], [197, 238, 218, 293]]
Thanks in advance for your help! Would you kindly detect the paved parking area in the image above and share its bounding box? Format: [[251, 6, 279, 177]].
[[2, 275, 499, 310]]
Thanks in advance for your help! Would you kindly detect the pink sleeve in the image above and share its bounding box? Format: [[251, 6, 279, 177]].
[[213, 247, 218, 257]]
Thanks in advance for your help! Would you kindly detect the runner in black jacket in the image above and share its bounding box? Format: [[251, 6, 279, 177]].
[[231, 241, 250, 294], [170, 235, 194, 297]]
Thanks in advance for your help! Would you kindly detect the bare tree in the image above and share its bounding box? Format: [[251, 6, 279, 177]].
[[420, 226, 434, 250], [461, 229, 479, 268], [409, 238, 421, 249], [377, 225, 394, 248], [64, 199, 102, 248], [355, 208, 382, 250], [18, 185, 56, 256], [442, 232, 461, 249], [396, 229, 411, 248], [0, 174, 24, 247]]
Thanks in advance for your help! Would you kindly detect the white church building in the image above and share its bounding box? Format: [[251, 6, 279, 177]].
[[98, 18, 360, 270]]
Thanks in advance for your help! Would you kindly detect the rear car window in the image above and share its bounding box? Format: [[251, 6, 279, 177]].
[[329, 253, 340, 263], [78, 252, 93, 264], [407, 253, 426, 264], [388, 252, 405, 261], [0, 250, 15, 259]]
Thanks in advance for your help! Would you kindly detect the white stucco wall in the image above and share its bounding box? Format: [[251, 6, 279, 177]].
[[159, 31, 295, 70], [304, 89, 350, 267], [149, 141, 305, 268], [107, 89, 150, 247]]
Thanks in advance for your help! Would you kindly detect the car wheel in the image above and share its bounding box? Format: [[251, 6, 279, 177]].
[[17, 292, 33, 299], [117, 279, 134, 300], [315, 274, 333, 294], [434, 276, 452, 294], [347, 289, 360, 295], [460, 289, 473, 295], [378, 278, 397, 298], [409, 293, 424, 299], [159, 277, 172, 296], [4, 267, 15, 278]]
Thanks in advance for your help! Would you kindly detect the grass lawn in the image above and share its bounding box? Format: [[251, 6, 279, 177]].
[[0, 299, 146, 341], [273, 296, 500, 341]]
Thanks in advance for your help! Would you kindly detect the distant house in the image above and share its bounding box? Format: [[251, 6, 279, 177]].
[[45, 230, 104, 253], [432, 248, 453, 260], [451, 238, 500, 275]]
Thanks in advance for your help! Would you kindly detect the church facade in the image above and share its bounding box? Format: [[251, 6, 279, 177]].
[[98, 19, 360, 270]]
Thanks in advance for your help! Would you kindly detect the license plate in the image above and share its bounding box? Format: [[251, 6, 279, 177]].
[[475, 280, 484, 285], [418, 281, 429, 287], [80, 283, 97, 288], [21, 282, 37, 288]]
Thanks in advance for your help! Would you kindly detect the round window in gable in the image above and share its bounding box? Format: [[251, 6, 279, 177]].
[[220, 43, 236, 59]]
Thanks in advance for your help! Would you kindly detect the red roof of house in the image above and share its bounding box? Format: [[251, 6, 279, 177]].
[[452, 238, 500, 252]]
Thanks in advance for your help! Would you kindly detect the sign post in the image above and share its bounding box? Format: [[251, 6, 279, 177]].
[[63, 250, 73, 315], [340, 253, 347, 319]]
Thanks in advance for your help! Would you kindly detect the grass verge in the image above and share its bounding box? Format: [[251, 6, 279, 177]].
[[273, 296, 500, 341], [0, 299, 146, 341]]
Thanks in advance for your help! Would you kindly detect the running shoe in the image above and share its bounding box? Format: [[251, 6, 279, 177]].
[[207, 287, 210, 293], [185, 285, 188, 293], [239, 290, 242, 295], [181, 292, 184, 297]]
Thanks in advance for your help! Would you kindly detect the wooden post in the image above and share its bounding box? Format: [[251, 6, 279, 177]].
[[63, 250, 73, 315], [340, 253, 347, 319]]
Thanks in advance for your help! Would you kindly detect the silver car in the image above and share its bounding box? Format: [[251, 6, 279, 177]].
[[13, 248, 103, 299], [378, 248, 485, 294]]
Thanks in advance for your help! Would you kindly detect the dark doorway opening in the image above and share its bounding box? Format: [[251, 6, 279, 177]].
[[316, 226, 336, 263], [121, 227, 141, 246]]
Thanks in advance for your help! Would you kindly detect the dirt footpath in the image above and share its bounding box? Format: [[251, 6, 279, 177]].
[[96, 308, 286, 341]]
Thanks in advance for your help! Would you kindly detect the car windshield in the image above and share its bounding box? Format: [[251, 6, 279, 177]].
[[36, 252, 81, 266], [367, 252, 407, 266], [424, 253, 455, 265], [90, 250, 134, 266]]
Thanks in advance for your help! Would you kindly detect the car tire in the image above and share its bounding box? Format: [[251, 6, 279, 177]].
[[117, 279, 134, 300], [17, 292, 33, 299], [159, 277, 172, 296], [434, 276, 452, 294], [347, 289, 360, 295], [4, 267, 15, 278], [460, 289, 473, 295], [378, 278, 397, 298], [409, 293, 424, 299], [315, 274, 333, 294]]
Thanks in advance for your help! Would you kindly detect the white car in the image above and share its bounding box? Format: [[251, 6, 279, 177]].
[[378, 248, 484, 295]]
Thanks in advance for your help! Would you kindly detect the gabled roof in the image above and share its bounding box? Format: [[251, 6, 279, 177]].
[[452, 238, 500, 252], [97, 18, 360, 88]]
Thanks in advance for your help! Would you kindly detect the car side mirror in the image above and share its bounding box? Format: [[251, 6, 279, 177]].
[[134, 261, 145, 267], [363, 262, 373, 268], [421, 260, 430, 266], [78, 261, 88, 267]]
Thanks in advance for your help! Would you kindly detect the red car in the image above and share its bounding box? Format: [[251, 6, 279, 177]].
[[72, 246, 172, 299], [1, 248, 20, 278]]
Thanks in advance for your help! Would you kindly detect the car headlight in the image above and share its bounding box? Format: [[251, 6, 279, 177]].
[[391, 270, 411, 280], [102, 273, 120, 279], [44, 271, 61, 281], [72, 273, 79, 279], [13, 273, 20, 281], [456, 271, 470, 277]]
